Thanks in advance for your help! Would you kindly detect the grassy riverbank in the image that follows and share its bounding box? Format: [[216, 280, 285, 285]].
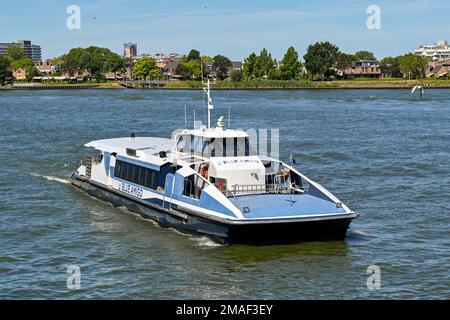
[[2, 78, 450, 90], [164, 78, 450, 89], [0, 82, 123, 90]]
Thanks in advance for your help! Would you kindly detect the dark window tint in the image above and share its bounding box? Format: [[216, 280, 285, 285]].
[[210, 138, 216, 157], [115, 159, 160, 190], [183, 174, 205, 199], [245, 137, 250, 156]]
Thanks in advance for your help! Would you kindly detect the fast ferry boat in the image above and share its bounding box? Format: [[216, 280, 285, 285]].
[[71, 81, 358, 244]]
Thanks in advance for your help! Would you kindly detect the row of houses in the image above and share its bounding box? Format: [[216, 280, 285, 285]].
[[9, 52, 450, 82], [340, 59, 450, 79], [426, 60, 450, 78], [340, 60, 381, 79], [123, 54, 243, 80]]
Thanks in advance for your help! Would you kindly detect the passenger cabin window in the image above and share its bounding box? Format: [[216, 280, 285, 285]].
[[115, 159, 162, 190], [183, 174, 206, 199]]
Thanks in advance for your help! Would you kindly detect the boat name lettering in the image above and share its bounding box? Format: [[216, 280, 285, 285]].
[[221, 159, 259, 165], [118, 182, 143, 198]]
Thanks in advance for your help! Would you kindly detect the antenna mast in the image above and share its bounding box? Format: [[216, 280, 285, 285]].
[[203, 79, 214, 128], [201, 59, 204, 84]]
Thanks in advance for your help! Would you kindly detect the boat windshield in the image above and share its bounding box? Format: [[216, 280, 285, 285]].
[[177, 135, 251, 158]]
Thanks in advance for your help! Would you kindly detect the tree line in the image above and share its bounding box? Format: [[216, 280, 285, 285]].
[[0, 46, 40, 83], [242, 43, 430, 81], [0, 42, 434, 85], [172, 50, 232, 80], [54, 46, 125, 82], [0, 46, 127, 84]]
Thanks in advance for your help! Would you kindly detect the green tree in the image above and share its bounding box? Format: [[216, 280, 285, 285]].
[[187, 49, 201, 62], [175, 52, 206, 80], [60, 46, 125, 76], [11, 57, 33, 70], [175, 60, 202, 80], [0, 56, 12, 85], [379, 56, 401, 78], [335, 52, 355, 77], [354, 50, 376, 61], [105, 52, 125, 73], [212, 55, 232, 80], [255, 48, 275, 78], [49, 55, 64, 66], [26, 66, 41, 81], [200, 56, 213, 77], [60, 48, 81, 75], [185, 59, 202, 78], [5, 46, 35, 82], [398, 54, 428, 79], [82, 46, 110, 74], [93, 71, 106, 83], [6, 46, 26, 61], [303, 41, 339, 80], [201, 55, 213, 64], [268, 67, 282, 80], [280, 47, 301, 80], [243, 52, 257, 80], [175, 63, 192, 80], [229, 69, 243, 82], [133, 57, 161, 80]]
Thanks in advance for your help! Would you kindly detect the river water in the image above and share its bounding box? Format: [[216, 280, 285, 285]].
[[0, 88, 449, 299]]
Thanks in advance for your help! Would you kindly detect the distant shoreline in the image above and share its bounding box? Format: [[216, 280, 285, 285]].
[[2, 79, 450, 90]]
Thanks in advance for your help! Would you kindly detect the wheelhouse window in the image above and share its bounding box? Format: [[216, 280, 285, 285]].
[[237, 137, 250, 157], [209, 137, 250, 157], [176, 135, 191, 154], [225, 138, 234, 157], [210, 138, 216, 157], [177, 134, 250, 158], [193, 135, 203, 156], [212, 138, 224, 157], [202, 139, 210, 157]]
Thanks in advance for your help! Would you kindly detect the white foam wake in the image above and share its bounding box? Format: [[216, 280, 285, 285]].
[[191, 236, 224, 248], [30, 172, 71, 185], [167, 227, 224, 247], [349, 228, 369, 237]]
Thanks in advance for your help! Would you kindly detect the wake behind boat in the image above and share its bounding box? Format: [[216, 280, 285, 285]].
[[70, 81, 358, 244]]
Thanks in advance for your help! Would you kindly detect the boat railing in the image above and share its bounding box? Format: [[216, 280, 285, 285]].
[[222, 183, 302, 197]]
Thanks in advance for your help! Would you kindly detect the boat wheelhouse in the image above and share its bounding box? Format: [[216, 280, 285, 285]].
[[71, 81, 358, 244]]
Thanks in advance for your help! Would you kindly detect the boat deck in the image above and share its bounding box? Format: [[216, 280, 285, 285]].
[[228, 193, 348, 220]]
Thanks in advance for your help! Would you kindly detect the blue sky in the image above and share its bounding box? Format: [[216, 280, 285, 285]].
[[1, 0, 449, 60]]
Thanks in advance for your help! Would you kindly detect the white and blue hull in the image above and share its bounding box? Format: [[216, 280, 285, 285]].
[[71, 171, 357, 244]]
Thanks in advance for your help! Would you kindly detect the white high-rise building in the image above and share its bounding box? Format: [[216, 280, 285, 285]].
[[414, 40, 450, 61]]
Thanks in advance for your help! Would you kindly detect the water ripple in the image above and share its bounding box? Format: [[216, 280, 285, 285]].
[[1, 89, 449, 299]]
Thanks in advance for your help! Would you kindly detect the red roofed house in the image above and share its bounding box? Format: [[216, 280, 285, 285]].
[[13, 68, 26, 80]]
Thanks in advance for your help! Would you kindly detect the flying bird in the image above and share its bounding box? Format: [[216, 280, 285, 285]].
[[411, 85, 424, 98]]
